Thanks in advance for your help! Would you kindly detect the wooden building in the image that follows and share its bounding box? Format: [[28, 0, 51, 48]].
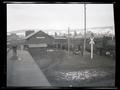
[[24, 30, 54, 49]]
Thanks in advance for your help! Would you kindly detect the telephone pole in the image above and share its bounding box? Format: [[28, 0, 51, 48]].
[[68, 27, 70, 56], [83, 4, 86, 56]]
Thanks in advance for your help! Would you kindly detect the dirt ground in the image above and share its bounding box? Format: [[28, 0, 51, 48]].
[[28, 48, 115, 87]]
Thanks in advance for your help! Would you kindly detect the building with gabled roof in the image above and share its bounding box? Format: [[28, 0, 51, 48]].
[[24, 30, 54, 48]]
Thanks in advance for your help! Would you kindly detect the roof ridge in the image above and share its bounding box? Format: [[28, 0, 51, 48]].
[[24, 30, 54, 40], [24, 30, 41, 39]]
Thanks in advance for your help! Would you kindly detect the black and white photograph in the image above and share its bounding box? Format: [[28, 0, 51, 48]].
[[7, 3, 115, 87]]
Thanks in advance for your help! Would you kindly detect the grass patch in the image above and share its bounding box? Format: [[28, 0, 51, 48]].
[[28, 48, 115, 87]]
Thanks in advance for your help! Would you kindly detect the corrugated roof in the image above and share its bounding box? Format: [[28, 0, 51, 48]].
[[24, 30, 42, 39], [24, 30, 54, 40]]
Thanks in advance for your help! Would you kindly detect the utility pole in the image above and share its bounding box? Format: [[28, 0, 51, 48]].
[[68, 27, 70, 56], [83, 4, 86, 56]]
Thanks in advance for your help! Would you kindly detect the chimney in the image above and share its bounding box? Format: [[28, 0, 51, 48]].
[[25, 30, 34, 37]]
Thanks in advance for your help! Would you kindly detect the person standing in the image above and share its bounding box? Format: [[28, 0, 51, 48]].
[[12, 45, 17, 59]]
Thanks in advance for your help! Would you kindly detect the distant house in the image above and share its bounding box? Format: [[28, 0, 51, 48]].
[[24, 30, 54, 48], [54, 36, 67, 49], [53, 35, 85, 50]]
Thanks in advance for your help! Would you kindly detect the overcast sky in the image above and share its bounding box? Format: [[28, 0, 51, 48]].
[[7, 4, 114, 32]]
